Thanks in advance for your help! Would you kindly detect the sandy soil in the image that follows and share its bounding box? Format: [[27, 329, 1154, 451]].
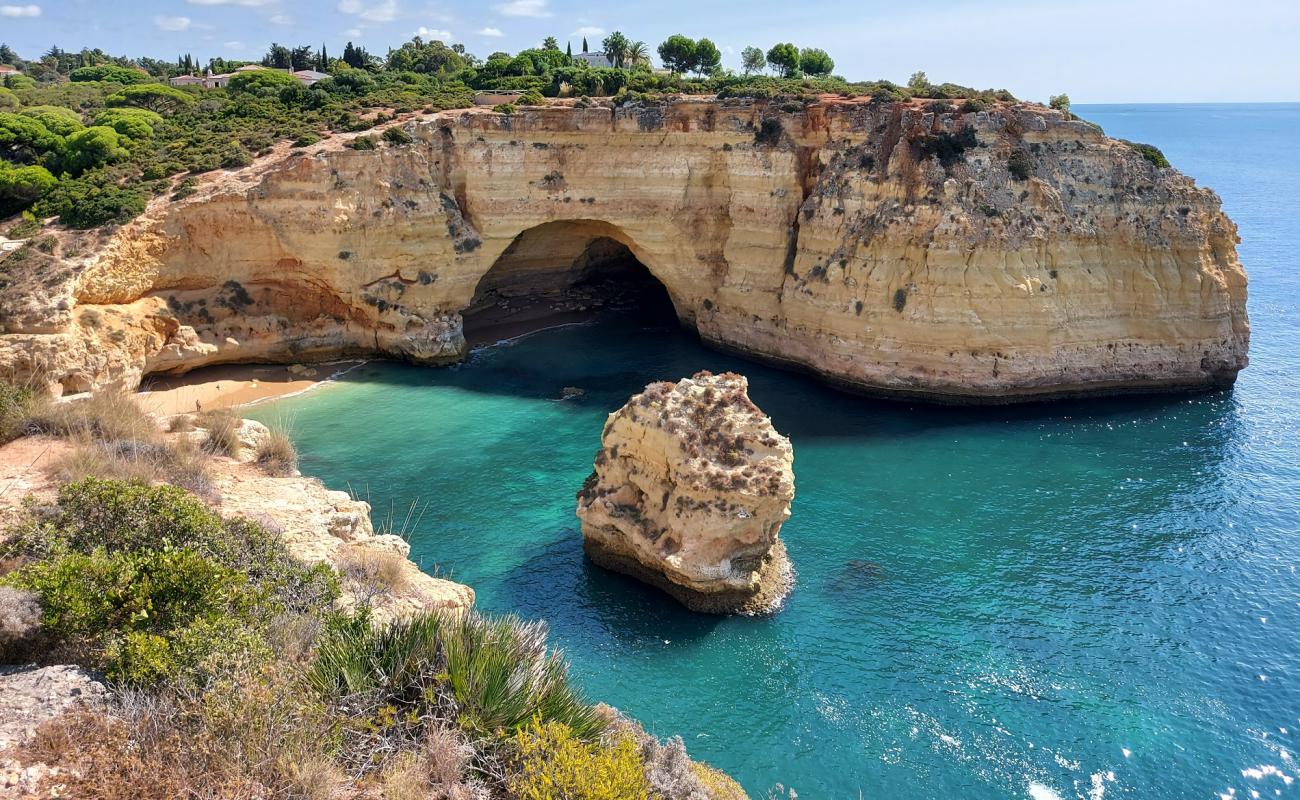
[[134, 362, 362, 416]]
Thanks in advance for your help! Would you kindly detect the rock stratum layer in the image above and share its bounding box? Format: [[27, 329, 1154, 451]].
[[0, 96, 1248, 402], [577, 372, 795, 614]]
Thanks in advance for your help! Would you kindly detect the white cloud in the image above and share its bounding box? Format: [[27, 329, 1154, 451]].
[[187, 0, 274, 5], [0, 4, 40, 17], [338, 0, 398, 22], [415, 26, 452, 40], [345, 27, 363, 37], [154, 15, 193, 31], [269, 13, 291, 24], [571, 25, 604, 37], [224, 41, 245, 50], [496, 0, 549, 18], [477, 26, 504, 37]]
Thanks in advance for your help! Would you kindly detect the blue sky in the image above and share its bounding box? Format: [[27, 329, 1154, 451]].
[[2, 0, 1296, 103]]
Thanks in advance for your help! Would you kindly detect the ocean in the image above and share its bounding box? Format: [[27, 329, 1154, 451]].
[[248, 103, 1300, 799]]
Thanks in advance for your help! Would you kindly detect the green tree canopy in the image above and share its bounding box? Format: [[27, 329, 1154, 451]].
[[20, 106, 84, 137], [693, 38, 722, 77], [542, 36, 559, 51], [384, 38, 467, 74], [0, 87, 18, 110], [0, 112, 62, 162], [1049, 93, 1071, 114], [227, 69, 300, 96], [908, 71, 930, 94], [93, 108, 163, 141], [106, 83, 197, 114], [59, 125, 130, 174], [799, 47, 834, 76], [602, 31, 630, 68], [68, 64, 151, 85], [766, 43, 800, 77], [657, 35, 696, 74], [0, 162, 57, 216], [741, 46, 765, 76]]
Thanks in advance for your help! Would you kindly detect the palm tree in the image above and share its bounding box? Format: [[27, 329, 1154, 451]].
[[602, 31, 630, 68], [627, 40, 650, 68]]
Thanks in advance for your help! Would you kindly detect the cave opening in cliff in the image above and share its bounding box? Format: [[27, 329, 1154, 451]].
[[463, 220, 679, 343]]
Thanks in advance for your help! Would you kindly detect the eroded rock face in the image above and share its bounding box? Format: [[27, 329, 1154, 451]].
[[577, 371, 795, 614], [0, 97, 1248, 401]]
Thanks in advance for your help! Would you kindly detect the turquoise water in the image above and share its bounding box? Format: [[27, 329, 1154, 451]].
[[249, 104, 1300, 799]]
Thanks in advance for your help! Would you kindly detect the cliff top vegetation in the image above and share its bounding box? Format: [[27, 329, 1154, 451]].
[[0, 35, 1021, 235]]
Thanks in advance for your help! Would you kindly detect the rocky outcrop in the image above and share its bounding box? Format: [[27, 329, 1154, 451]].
[[0, 420, 474, 626], [577, 372, 794, 614], [0, 97, 1248, 402]]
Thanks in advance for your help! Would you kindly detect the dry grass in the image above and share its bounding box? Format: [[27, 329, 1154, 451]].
[[166, 414, 196, 433], [336, 545, 410, 604], [32, 391, 158, 443], [256, 428, 299, 476], [200, 408, 243, 457], [379, 726, 474, 800], [52, 433, 212, 496]]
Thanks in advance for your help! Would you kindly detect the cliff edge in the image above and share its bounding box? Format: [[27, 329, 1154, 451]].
[[0, 96, 1248, 402]]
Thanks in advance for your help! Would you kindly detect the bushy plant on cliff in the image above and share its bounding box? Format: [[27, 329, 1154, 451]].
[[0, 480, 339, 672], [1123, 140, 1171, 168], [509, 717, 650, 800]]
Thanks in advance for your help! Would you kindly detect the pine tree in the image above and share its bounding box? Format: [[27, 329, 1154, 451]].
[[566, 42, 572, 59]]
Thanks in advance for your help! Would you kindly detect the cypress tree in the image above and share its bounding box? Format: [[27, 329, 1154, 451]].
[[582, 37, 588, 53]]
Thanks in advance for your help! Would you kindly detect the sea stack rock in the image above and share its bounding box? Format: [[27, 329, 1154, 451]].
[[576, 371, 795, 614]]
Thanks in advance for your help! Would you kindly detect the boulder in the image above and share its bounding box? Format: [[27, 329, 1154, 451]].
[[577, 371, 795, 614]]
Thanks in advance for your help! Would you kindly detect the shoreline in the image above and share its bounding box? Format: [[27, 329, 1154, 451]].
[[134, 360, 367, 416], [132, 305, 606, 414]]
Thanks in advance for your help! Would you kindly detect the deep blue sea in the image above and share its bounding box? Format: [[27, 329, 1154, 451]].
[[249, 104, 1300, 799]]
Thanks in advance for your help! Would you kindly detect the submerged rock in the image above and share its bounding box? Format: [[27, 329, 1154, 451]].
[[576, 371, 795, 614]]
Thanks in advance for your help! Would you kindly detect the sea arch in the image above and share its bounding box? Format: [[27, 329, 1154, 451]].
[[460, 219, 699, 339]]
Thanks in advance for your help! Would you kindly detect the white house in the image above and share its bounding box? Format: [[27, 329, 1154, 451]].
[[572, 51, 615, 68], [170, 66, 329, 90]]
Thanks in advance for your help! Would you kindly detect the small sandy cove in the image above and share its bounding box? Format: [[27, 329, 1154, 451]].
[[134, 362, 361, 416]]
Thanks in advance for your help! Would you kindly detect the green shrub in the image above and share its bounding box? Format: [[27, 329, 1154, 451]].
[[1, 546, 271, 685], [5, 210, 41, 238], [1123, 140, 1171, 168], [1008, 148, 1032, 181], [0, 87, 17, 110], [347, 134, 376, 150], [381, 126, 413, 145], [0, 477, 338, 685], [312, 610, 604, 740], [33, 174, 147, 227], [509, 718, 650, 800], [492, 103, 517, 115], [915, 126, 979, 168], [518, 90, 545, 106], [960, 97, 989, 113]]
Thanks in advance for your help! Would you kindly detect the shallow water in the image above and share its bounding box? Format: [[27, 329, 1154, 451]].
[[249, 104, 1300, 799]]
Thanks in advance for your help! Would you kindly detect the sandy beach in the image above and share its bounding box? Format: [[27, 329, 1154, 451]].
[[133, 362, 364, 416]]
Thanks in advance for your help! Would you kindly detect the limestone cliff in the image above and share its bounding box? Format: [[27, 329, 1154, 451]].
[[0, 96, 1248, 402], [577, 372, 795, 614]]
